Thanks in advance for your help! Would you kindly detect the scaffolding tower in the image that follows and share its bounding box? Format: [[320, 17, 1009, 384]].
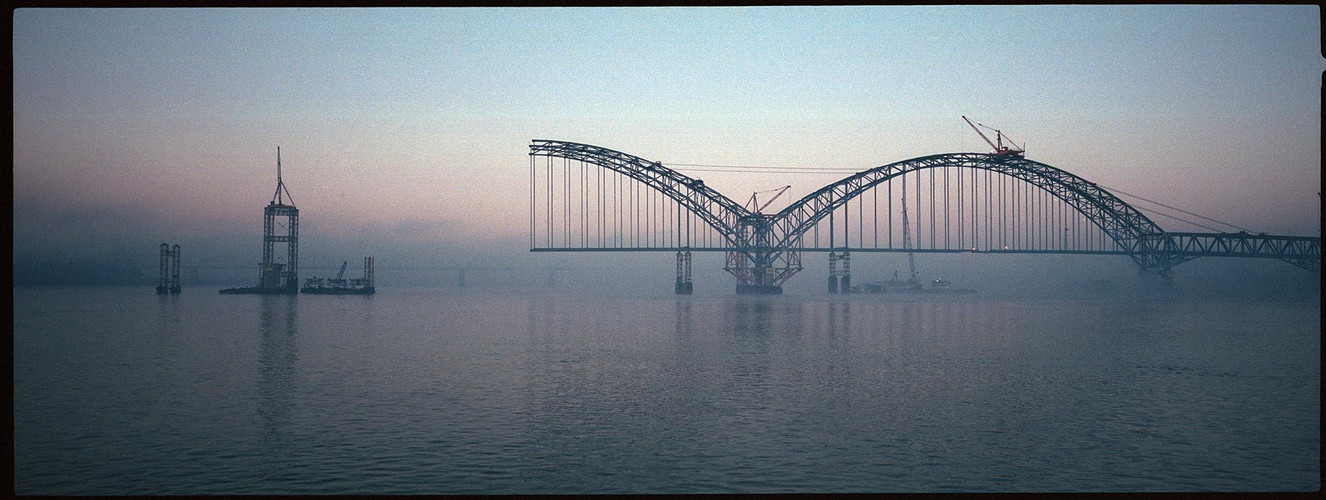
[[156, 243, 181, 294], [261, 147, 299, 292]]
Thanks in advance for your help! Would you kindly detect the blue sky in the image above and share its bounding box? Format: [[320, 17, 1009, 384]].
[[12, 6, 1323, 277]]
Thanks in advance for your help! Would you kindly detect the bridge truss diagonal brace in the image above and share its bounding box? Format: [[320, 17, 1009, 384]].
[[722, 214, 804, 289], [1160, 232, 1322, 273]]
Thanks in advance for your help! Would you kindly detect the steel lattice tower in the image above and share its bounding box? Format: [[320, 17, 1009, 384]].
[[261, 147, 298, 292], [157, 243, 181, 294]]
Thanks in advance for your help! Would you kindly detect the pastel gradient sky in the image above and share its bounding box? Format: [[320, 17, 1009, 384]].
[[12, 6, 1323, 274]]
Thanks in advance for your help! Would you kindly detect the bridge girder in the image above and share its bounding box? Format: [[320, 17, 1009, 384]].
[[1158, 232, 1322, 273]]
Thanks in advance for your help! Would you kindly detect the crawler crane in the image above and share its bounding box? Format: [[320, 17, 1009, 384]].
[[963, 115, 1025, 156]]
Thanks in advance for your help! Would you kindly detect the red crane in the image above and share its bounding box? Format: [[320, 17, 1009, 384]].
[[963, 116, 1024, 156]]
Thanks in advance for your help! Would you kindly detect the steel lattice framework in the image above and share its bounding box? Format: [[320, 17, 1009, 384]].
[[772, 153, 1170, 273], [530, 140, 748, 243], [263, 147, 299, 292], [529, 140, 1321, 291]]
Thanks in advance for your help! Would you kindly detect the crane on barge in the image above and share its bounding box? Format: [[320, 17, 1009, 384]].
[[901, 193, 919, 286], [301, 258, 376, 294], [851, 177, 975, 294]]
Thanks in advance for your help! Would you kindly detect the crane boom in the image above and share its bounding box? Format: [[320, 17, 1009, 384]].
[[962, 115, 1024, 156], [746, 185, 792, 214], [336, 260, 347, 280], [963, 115, 999, 152], [901, 193, 918, 284]]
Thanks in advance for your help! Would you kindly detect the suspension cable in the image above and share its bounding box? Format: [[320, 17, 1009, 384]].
[[1101, 184, 1254, 233]]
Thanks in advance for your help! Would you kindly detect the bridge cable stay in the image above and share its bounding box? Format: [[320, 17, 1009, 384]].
[[1134, 209, 1228, 233]]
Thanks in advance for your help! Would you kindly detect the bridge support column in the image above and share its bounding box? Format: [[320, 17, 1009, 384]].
[[157, 243, 181, 295], [841, 251, 850, 294], [828, 252, 838, 294], [828, 251, 850, 294], [675, 251, 693, 294], [723, 216, 800, 295], [726, 251, 788, 294]]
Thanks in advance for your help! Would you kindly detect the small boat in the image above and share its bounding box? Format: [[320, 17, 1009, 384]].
[[925, 278, 977, 294]]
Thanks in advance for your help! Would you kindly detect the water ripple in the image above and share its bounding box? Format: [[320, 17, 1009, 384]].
[[13, 289, 1321, 494]]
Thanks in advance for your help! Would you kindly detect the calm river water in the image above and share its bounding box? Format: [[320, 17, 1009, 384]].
[[12, 286, 1320, 494]]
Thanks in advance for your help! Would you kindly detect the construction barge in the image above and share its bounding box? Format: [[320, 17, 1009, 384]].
[[852, 276, 976, 294], [220, 262, 299, 294], [217, 148, 375, 296], [219, 287, 297, 295], [300, 258, 376, 295]]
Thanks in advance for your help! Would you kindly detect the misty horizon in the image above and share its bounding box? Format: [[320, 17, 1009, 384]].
[[12, 6, 1321, 296]]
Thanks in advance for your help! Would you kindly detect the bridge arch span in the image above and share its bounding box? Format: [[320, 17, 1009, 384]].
[[530, 139, 747, 245], [530, 139, 1318, 292], [773, 153, 1176, 269]]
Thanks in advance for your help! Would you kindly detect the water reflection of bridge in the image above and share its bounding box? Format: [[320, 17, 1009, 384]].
[[529, 140, 1319, 294]]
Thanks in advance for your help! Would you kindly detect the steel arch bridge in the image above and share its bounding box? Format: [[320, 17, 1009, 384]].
[[529, 139, 1320, 294]]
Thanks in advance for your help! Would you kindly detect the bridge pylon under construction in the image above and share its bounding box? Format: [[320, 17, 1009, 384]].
[[723, 213, 803, 294], [528, 139, 1320, 294], [221, 147, 300, 295]]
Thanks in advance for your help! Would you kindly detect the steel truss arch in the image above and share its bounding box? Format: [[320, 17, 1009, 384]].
[[529, 141, 1320, 289], [771, 153, 1178, 271], [529, 139, 749, 246]]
